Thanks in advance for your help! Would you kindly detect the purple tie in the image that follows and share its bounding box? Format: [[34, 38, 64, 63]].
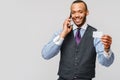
[[75, 28, 81, 45]]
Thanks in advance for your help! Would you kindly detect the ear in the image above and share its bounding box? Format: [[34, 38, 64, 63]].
[[86, 10, 89, 15]]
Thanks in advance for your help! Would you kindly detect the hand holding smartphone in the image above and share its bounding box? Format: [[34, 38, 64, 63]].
[[60, 16, 73, 38]]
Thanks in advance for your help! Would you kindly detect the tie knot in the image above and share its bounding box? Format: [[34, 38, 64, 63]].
[[77, 28, 81, 30], [76, 28, 80, 36]]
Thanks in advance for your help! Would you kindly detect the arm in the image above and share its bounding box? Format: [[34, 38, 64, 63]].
[[94, 35, 114, 67], [41, 30, 62, 60], [42, 17, 72, 60]]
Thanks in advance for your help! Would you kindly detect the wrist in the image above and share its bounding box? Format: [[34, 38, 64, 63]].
[[104, 47, 110, 53], [105, 48, 109, 53], [60, 31, 67, 38]]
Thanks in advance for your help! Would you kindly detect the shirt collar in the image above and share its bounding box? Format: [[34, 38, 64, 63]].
[[72, 21, 88, 30]]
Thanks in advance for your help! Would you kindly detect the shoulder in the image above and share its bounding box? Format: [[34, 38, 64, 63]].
[[87, 24, 97, 31]]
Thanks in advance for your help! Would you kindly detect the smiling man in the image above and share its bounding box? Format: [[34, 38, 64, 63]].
[[41, 0, 114, 80]]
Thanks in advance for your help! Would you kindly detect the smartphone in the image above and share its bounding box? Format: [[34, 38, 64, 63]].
[[68, 14, 74, 28], [70, 18, 74, 27]]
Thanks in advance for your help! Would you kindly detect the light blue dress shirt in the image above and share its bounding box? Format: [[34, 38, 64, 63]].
[[42, 22, 114, 67]]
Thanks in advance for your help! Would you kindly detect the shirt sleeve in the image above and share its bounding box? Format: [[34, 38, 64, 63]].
[[53, 35, 64, 45], [41, 30, 63, 60], [103, 49, 112, 59], [94, 38, 114, 67]]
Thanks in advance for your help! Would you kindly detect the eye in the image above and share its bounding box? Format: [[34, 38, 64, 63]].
[[71, 11, 75, 14], [78, 10, 83, 13]]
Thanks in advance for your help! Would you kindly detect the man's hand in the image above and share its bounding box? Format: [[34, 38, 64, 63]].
[[101, 35, 112, 52], [60, 17, 73, 38]]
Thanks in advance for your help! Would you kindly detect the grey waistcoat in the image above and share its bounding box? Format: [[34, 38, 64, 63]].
[[58, 25, 97, 79]]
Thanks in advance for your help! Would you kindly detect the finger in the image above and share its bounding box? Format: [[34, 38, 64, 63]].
[[102, 41, 111, 45], [63, 18, 70, 27], [101, 36, 112, 42], [102, 40, 111, 47], [101, 38, 112, 45], [101, 39, 112, 44], [101, 35, 112, 40], [102, 40, 111, 48], [101, 41, 112, 47], [103, 43, 111, 49]]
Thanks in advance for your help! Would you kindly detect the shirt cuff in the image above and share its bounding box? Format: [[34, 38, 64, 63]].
[[53, 35, 64, 46], [103, 49, 112, 59]]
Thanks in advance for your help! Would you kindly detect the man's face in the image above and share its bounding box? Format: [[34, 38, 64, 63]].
[[71, 3, 88, 27]]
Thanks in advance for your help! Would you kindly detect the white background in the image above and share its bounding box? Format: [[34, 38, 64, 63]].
[[0, 0, 120, 80]]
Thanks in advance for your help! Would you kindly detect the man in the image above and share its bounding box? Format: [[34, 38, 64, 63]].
[[41, 0, 114, 80]]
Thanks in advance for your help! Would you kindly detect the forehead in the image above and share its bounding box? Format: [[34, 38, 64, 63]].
[[71, 3, 86, 11]]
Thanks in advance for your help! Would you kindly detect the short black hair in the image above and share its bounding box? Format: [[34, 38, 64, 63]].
[[72, 0, 88, 11]]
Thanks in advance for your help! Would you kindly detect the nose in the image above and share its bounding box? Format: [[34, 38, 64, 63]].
[[74, 13, 79, 18]]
